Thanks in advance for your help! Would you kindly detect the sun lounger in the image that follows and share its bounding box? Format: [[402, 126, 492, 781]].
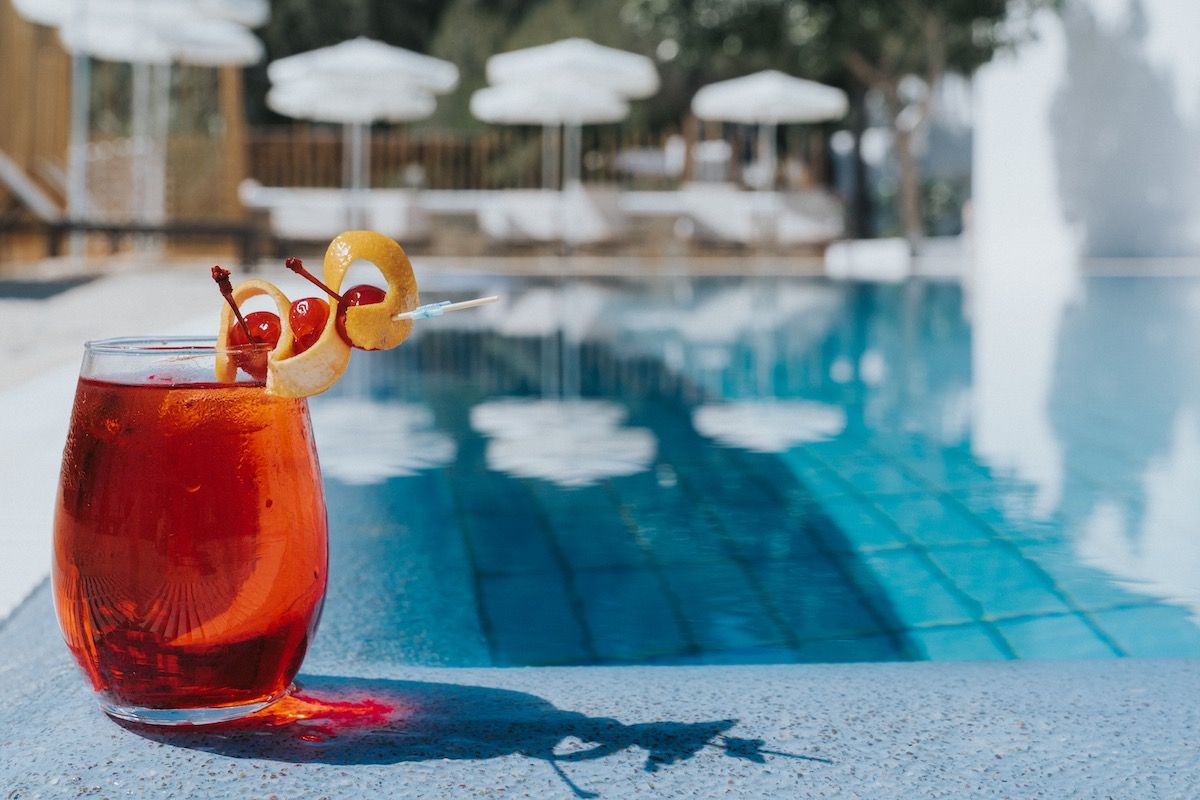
[[239, 180, 431, 250], [677, 183, 758, 245], [677, 183, 843, 247], [776, 190, 844, 245], [477, 184, 628, 247]]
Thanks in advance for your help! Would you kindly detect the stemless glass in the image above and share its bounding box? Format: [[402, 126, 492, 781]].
[[52, 337, 328, 725]]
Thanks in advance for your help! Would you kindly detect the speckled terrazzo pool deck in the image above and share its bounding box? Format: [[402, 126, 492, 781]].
[[2, 584, 1197, 799]]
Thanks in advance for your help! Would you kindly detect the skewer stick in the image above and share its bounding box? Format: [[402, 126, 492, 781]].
[[393, 295, 499, 321]]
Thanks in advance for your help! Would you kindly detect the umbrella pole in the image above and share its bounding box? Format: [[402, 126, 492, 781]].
[[560, 122, 582, 251], [146, 62, 171, 255], [757, 121, 779, 252], [564, 121, 582, 189], [131, 62, 151, 254], [343, 122, 362, 229], [358, 121, 370, 228], [66, 50, 90, 257], [541, 124, 554, 190]]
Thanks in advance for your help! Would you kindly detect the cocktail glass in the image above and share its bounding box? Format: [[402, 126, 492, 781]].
[[53, 337, 328, 725]]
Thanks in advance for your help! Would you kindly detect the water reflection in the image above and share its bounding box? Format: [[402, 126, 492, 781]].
[[1050, 278, 1200, 618], [311, 398, 457, 486], [692, 400, 846, 453], [325, 271, 1200, 660], [471, 398, 657, 487]]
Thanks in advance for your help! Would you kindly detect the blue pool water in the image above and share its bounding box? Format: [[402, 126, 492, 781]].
[[305, 275, 1200, 666]]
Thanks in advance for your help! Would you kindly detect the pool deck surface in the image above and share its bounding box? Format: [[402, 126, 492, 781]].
[[4, 262, 1200, 797], [2, 585, 1198, 799]]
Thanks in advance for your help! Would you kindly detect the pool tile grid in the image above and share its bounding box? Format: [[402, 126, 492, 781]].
[[443, 419, 722, 666], [445, 462, 604, 666], [637, 399, 913, 663], [800, 435, 1200, 658], [681, 445, 924, 661], [732, 445, 1017, 659], [780, 438, 1150, 660]]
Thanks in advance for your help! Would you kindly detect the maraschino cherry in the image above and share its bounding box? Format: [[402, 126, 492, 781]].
[[212, 265, 281, 380], [289, 296, 329, 354], [285, 257, 385, 350]]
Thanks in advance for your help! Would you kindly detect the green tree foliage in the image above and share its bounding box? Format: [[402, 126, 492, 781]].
[[426, 0, 662, 129], [623, 0, 1056, 242]]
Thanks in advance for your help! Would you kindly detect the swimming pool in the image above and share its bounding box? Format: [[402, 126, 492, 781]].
[[305, 275, 1200, 666]]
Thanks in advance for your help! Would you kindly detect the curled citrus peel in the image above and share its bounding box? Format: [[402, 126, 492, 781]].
[[216, 231, 414, 398], [324, 230, 419, 350]]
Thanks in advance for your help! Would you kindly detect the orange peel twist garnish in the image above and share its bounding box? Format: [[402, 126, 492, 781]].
[[215, 231, 418, 398]]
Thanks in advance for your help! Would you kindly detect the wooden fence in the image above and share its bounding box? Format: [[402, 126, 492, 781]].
[[246, 126, 690, 192], [0, 0, 71, 209]]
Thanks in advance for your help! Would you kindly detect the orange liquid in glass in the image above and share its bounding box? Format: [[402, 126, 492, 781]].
[[53, 378, 328, 710]]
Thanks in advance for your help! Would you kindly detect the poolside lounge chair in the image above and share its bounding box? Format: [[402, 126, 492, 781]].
[[239, 180, 431, 251], [0, 149, 63, 225], [776, 190, 844, 245], [477, 184, 628, 247], [677, 182, 844, 247], [677, 182, 758, 245]]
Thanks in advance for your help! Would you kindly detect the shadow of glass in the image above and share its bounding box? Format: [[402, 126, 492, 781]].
[[120, 675, 829, 798]]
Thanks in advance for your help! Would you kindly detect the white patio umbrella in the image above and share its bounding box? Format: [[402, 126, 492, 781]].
[[692, 70, 847, 242], [470, 80, 628, 191], [195, 0, 269, 28], [14, 0, 268, 28], [479, 38, 655, 191], [268, 36, 459, 93], [486, 38, 659, 99], [59, 13, 262, 66], [266, 39, 458, 226], [15, 0, 264, 254], [693, 70, 847, 190]]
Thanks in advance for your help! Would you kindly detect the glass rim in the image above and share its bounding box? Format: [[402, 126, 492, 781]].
[[84, 336, 260, 356]]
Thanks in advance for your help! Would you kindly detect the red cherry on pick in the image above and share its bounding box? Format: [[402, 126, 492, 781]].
[[227, 310, 281, 380], [289, 297, 330, 355], [336, 284, 387, 349]]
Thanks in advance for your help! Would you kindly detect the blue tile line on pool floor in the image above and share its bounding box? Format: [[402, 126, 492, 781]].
[[782, 432, 1200, 660]]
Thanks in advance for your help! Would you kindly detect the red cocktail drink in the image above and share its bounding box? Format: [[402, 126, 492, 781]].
[[53, 338, 328, 725]]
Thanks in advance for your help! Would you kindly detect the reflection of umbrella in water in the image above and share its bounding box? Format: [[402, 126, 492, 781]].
[[266, 38, 459, 227], [311, 398, 457, 486], [693, 400, 846, 454], [471, 399, 656, 488]]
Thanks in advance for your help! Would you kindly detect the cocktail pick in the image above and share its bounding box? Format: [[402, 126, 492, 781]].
[[393, 295, 499, 321], [211, 265, 254, 341]]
